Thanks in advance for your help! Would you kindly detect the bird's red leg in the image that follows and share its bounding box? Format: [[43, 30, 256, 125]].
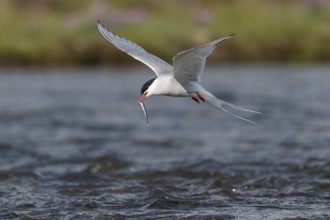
[[196, 92, 205, 102], [191, 97, 200, 104]]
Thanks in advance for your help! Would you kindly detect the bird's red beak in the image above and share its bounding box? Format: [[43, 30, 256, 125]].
[[139, 92, 147, 103]]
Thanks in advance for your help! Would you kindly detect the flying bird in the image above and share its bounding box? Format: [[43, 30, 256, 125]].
[[97, 21, 261, 124]]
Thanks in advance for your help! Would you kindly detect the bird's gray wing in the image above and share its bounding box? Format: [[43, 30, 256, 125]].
[[172, 34, 233, 82], [97, 21, 172, 76]]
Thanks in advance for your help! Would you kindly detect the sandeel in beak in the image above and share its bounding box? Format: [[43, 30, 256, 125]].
[[139, 102, 149, 124]]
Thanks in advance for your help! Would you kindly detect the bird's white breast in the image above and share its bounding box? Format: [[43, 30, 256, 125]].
[[149, 75, 190, 97]]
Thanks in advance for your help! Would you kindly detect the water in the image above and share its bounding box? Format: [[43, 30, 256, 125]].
[[0, 66, 329, 219]]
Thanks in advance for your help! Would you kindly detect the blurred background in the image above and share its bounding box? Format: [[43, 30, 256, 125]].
[[1, 0, 330, 66], [1, 1, 330, 219]]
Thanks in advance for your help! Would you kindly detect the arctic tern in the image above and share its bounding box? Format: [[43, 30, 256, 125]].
[[97, 21, 261, 124]]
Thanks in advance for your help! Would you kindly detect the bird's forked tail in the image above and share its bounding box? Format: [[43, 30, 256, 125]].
[[200, 91, 261, 124]]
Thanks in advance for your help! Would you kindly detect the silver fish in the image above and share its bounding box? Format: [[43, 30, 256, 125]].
[[139, 102, 149, 124]]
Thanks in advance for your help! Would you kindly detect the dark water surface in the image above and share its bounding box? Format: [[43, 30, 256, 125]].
[[0, 66, 329, 219]]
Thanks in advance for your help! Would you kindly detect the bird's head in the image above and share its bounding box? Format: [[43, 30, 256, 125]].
[[139, 78, 156, 103], [138, 77, 156, 124]]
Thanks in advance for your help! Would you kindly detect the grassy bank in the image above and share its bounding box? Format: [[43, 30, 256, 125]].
[[1, 0, 330, 66]]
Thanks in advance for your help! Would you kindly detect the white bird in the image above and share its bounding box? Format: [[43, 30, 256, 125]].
[[97, 21, 261, 124]]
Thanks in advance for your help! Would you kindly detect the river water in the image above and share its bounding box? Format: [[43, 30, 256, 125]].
[[0, 66, 329, 219]]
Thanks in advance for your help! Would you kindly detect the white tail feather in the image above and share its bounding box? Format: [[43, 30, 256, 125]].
[[217, 105, 258, 125], [219, 99, 262, 115], [202, 93, 260, 124]]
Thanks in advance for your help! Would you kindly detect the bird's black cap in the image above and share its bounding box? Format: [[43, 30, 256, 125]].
[[140, 78, 156, 95]]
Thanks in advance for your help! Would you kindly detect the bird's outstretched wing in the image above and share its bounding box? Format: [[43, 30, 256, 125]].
[[97, 21, 172, 76], [172, 34, 233, 82]]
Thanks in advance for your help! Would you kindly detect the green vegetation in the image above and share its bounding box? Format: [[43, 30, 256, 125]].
[[0, 0, 330, 66]]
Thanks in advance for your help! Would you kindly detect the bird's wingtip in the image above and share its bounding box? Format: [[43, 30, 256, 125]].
[[97, 20, 103, 26]]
